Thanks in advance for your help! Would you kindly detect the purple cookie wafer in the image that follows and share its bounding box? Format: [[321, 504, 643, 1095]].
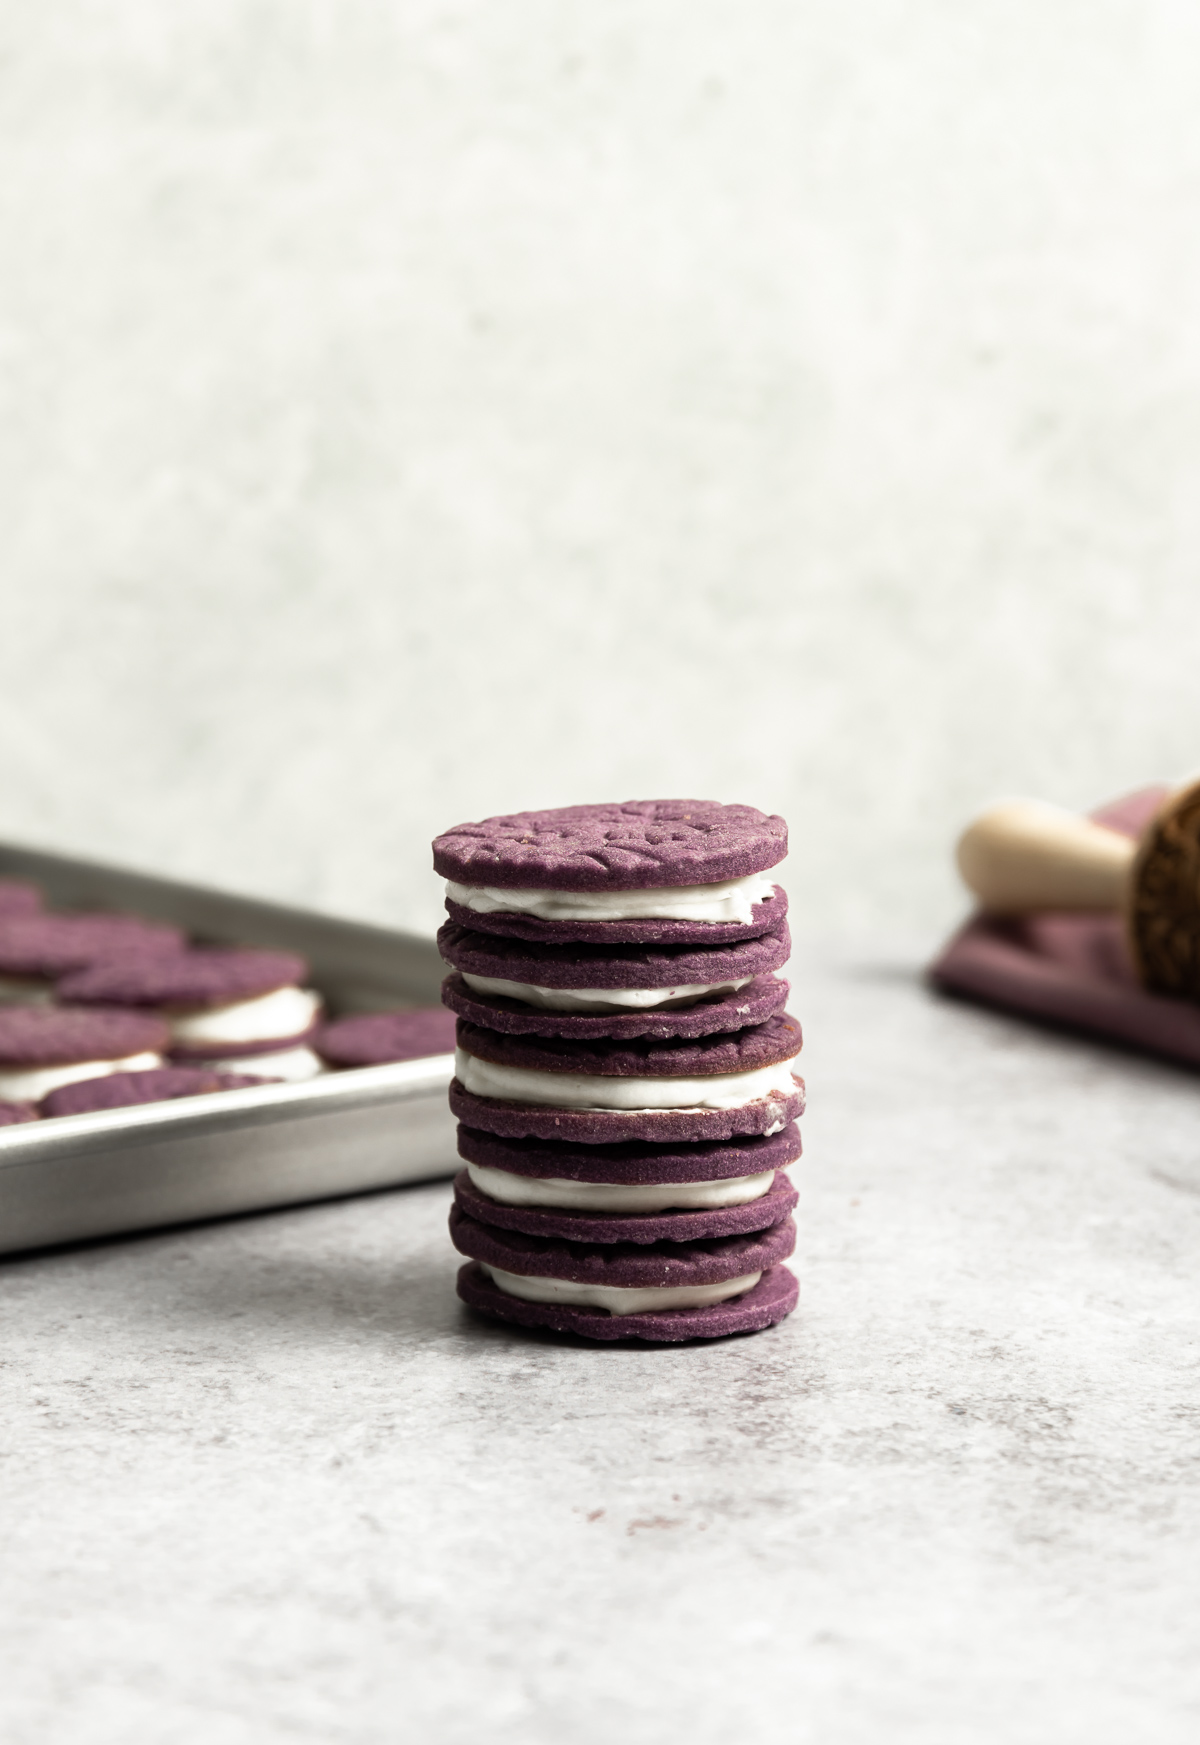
[[456, 1011, 802, 1078], [434, 799, 787, 893], [450, 1204, 795, 1286], [456, 1260, 798, 1342], [458, 1120, 802, 1183], [444, 885, 788, 947], [0, 1100, 38, 1125], [41, 1067, 269, 1118], [315, 1007, 458, 1069], [0, 914, 186, 978], [58, 947, 307, 1008], [437, 919, 790, 989], [443, 971, 789, 1041], [0, 880, 42, 918], [0, 1005, 168, 1065], [169, 1029, 319, 1063], [454, 1167, 798, 1245], [450, 1079, 803, 1145]]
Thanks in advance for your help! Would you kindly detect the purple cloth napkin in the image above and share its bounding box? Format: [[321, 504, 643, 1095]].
[[928, 787, 1200, 1069]]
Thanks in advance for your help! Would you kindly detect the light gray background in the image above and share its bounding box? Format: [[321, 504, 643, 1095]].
[[5, 10, 1200, 1742], [3, 0, 1200, 936]]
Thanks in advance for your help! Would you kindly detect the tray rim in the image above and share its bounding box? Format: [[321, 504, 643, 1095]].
[[0, 1052, 456, 1169]]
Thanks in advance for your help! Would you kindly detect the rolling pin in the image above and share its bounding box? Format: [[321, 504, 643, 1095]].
[[956, 780, 1200, 997]]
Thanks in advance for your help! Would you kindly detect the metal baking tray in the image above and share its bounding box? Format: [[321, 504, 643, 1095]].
[[0, 838, 455, 1256]]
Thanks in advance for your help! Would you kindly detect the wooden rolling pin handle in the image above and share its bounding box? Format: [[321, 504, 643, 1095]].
[[955, 800, 1135, 913]]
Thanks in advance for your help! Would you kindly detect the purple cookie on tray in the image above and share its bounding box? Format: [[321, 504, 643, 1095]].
[[58, 948, 324, 1082], [0, 880, 43, 919], [457, 1120, 802, 1183], [0, 1099, 38, 1126], [453, 1166, 798, 1245], [315, 1007, 457, 1069], [0, 1006, 168, 1103], [457, 1260, 798, 1342], [41, 1066, 270, 1118], [435, 799, 788, 947], [0, 913, 186, 1004]]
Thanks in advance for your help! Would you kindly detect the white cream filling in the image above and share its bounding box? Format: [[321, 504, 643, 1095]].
[[460, 971, 751, 1014], [0, 974, 55, 1007], [183, 1044, 326, 1082], [446, 871, 778, 926], [0, 1051, 162, 1103], [481, 1263, 763, 1316], [168, 985, 321, 1046], [455, 1046, 797, 1111], [466, 1161, 777, 1212]]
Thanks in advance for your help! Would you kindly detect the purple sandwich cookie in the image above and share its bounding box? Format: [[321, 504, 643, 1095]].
[[59, 946, 306, 1011], [457, 1259, 798, 1342], [452, 1014, 803, 1146], [59, 948, 323, 1078], [0, 914, 186, 1002], [437, 918, 790, 990], [434, 800, 787, 893], [449, 1078, 803, 1146], [442, 971, 788, 1041], [168, 1029, 318, 1062], [41, 1066, 270, 1118], [0, 1005, 168, 1102], [0, 1100, 38, 1126], [0, 880, 43, 918], [444, 885, 787, 948], [315, 1007, 458, 1069], [457, 1120, 802, 1183], [454, 1167, 798, 1245], [450, 1203, 795, 1286], [456, 1011, 802, 1077], [450, 1207, 797, 1338]]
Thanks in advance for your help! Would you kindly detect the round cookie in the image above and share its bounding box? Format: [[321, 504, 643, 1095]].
[[456, 1260, 798, 1342], [455, 1011, 802, 1078], [454, 1167, 798, 1245], [42, 1067, 269, 1118], [449, 1079, 804, 1145], [457, 1121, 802, 1183], [449, 1204, 796, 1286], [0, 880, 42, 918], [437, 919, 790, 989], [0, 1100, 38, 1126], [0, 914, 186, 978], [169, 1032, 319, 1064], [0, 1006, 168, 1065], [434, 799, 787, 893], [315, 1007, 458, 1068], [444, 885, 788, 947], [442, 971, 789, 1041], [58, 947, 306, 1009]]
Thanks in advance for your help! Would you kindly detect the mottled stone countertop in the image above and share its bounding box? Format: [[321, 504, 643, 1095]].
[[2, 941, 1198, 1743]]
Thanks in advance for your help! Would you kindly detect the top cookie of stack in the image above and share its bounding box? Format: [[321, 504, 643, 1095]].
[[436, 799, 803, 1342]]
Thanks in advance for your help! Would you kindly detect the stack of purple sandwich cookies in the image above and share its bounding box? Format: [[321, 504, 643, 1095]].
[[434, 800, 803, 1343]]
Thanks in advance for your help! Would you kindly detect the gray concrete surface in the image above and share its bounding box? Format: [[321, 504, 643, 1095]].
[[3, 939, 1199, 1743]]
